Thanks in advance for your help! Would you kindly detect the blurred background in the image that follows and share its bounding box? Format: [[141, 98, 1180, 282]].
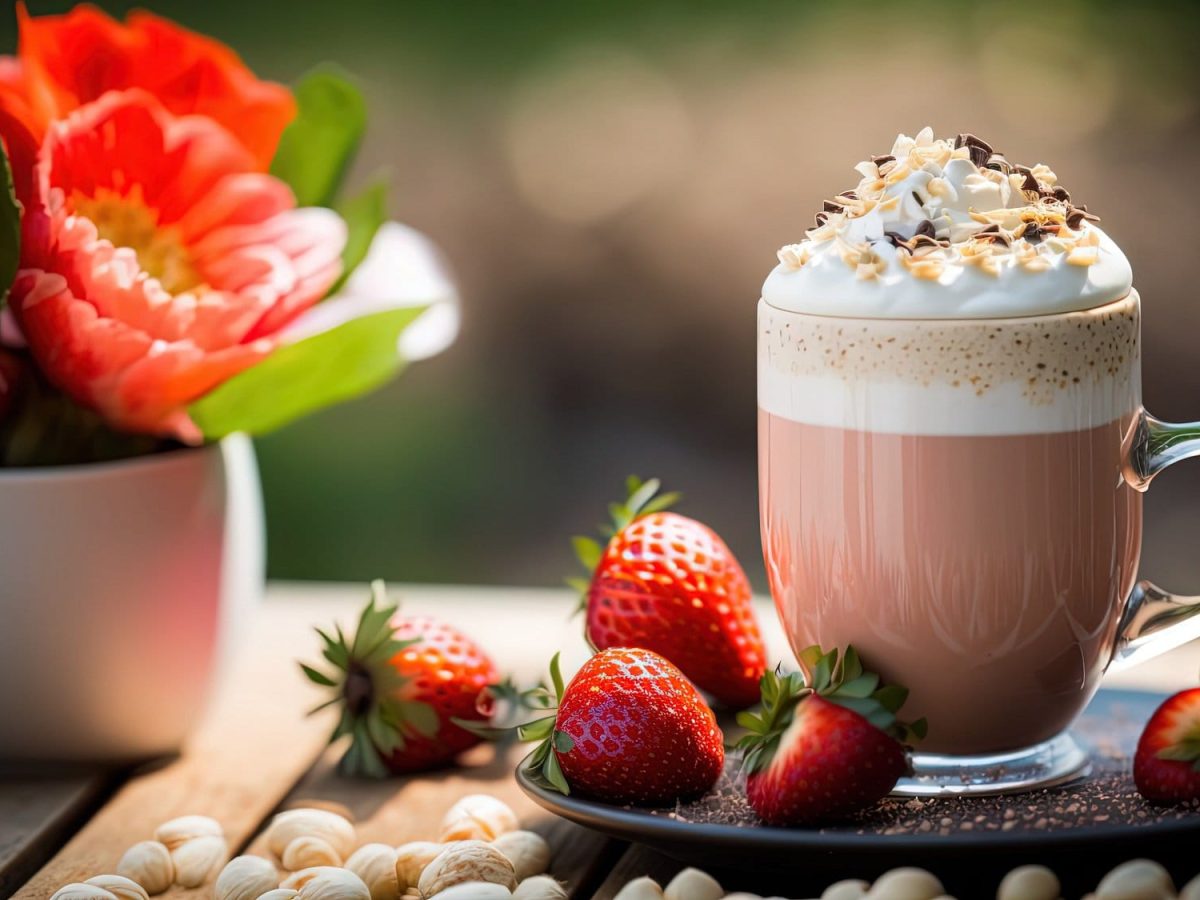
[[6, 0, 1200, 591]]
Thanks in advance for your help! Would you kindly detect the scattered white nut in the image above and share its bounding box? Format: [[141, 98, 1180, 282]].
[[84, 876, 148, 900], [215, 855, 279, 900], [1182, 874, 1200, 900], [865, 868, 945, 900], [171, 834, 229, 888], [259, 891, 301, 900], [664, 868, 722, 900], [998, 865, 1060, 900], [49, 885, 117, 899], [428, 884, 512, 900], [440, 795, 520, 842], [154, 815, 223, 850], [822, 879, 869, 900], [345, 843, 399, 900], [512, 875, 568, 899], [1095, 859, 1176, 900], [491, 831, 551, 880], [266, 809, 357, 860], [116, 841, 174, 895], [291, 868, 371, 900], [283, 836, 343, 871], [395, 841, 444, 891], [418, 841, 518, 896], [613, 877, 665, 900]]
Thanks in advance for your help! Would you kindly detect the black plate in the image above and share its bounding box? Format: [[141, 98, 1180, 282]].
[[517, 688, 1200, 896]]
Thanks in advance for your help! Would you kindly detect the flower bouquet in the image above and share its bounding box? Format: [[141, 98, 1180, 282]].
[[0, 4, 456, 762]]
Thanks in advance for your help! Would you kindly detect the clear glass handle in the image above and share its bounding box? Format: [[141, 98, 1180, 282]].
[[1111, 412, 1200, 670]]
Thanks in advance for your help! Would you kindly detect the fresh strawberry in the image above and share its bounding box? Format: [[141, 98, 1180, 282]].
[[569, 477, 766, 709], [463, 647, 725, 805], [1134, 687, 1200, 805], [735, 646, 926, 826], [301, 581, 499, 777]]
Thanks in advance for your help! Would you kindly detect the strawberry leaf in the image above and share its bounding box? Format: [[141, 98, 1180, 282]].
[[517, 715, 557, 743], [549, 652, 566, 702], [397, 700, 440, 738], [300, 664, 337, 687], [542, 746, 571, 795], [553, 730, 575, 753], [572, 536, 604, 572]]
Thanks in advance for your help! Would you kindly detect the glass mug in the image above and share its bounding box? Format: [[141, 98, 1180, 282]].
[[758, 289, 1200, 794]]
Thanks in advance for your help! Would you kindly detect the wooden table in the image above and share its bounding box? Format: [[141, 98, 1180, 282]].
[[3, 583, 1197, 900]]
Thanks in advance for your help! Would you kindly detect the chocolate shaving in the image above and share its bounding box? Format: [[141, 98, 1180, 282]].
[[882, 229, 950, 255], [955, 133, 993, 168], [985, 154, 1012, 174], [802, 131, 1104, 256], [1065, 204, 1101, 229], [972, 224, 1011, 246]]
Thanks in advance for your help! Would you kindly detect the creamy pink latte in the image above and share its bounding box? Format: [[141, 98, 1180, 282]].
[[758, 128, 1140, 757], [758, 296, 1142, 754]]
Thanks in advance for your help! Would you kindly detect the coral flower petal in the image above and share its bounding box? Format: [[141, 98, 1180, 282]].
[[11, 3, 294, 169], [9, 90, 343, 439]]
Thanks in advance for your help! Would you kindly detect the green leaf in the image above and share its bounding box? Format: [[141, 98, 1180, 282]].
[[553, 730, 575, 753], [271, 66, 367, 207], [873, 684, 909, 714], [0, 143, 18, 309], [838, 673, 880, 699], [542, 745, 571, 795], [564, 576, 590, 596], [625, 478, 661, 517], [190, 305, 425, 438], [331, 178, 388, 294], [549, 652, 566, 702], [299, 663, 337, 687], [516, 715, 556, 742], [571, 536, 603, 572], [397, 700, 440, 738]]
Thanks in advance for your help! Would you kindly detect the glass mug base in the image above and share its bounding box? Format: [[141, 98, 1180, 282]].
[[893, 733, 1091, 797]]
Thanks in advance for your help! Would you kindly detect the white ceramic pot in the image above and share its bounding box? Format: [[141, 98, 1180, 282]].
[[0, 435, 264, 762]]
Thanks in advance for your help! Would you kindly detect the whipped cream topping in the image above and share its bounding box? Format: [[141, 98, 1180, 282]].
[[762, 128, 1132, 319]]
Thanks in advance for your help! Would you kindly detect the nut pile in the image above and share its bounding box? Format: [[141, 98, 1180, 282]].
[[49, 794, 563, 900], [611, 860, 1200, 900]]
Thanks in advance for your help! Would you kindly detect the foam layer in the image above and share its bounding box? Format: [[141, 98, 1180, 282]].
[[757, 293, 1141, 436], [762, 129, 1133, 319]]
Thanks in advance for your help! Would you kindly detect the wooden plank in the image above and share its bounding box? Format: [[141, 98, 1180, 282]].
[[0, 770, 118, 897], [13, 595, 341, 899]]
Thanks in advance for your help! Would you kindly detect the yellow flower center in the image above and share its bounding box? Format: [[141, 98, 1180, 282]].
[[71, 190, 203, 295]]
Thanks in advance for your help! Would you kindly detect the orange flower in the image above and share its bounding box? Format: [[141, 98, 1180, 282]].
[[1, 3, 295, 170], [9, 90, 345, 440]]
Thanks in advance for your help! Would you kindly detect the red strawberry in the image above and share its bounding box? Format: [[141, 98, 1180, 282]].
[[1134, 687, 1200, 805], [301, 581, 499, 776], [736, 646, 926, 826], [570, 477, 766, 709], [466, 648, 724, 805]]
